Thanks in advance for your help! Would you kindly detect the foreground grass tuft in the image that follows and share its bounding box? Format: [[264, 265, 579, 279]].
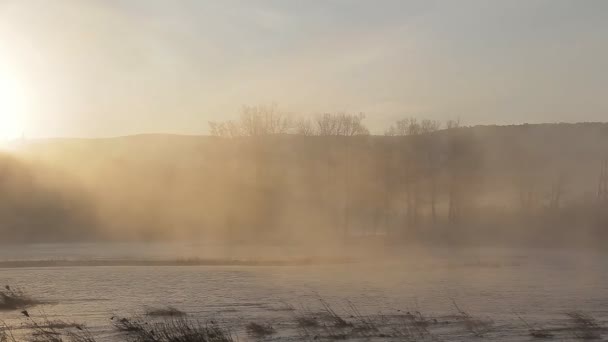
[[113, 316, 233, 342], [451, 299, 493, 337], [145, 306, 187, 318], [295, 315, 319, 328], [1, 324, 17, 342], [516, 313, 554, 339], [245, 322, 276, 338], [4, 296, 608, 341], [1, 312, 94, 342], [319, 299, 352, 328], [566, 311, 603, 340], [0, 286, 39, 311]]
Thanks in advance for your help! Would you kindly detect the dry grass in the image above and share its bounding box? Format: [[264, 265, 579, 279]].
[[245, 322, 276, 338], [451, 299, 493, 337], [112, 316, 147, 333], [1, 324, 17, 342], [319, 299, 352, 328], [5, 295, 608, 342], [1, 311, 95, 342], [344, 301, 379, 336], [566, 311, 603, 340], [516, 313, 554, 339], [112, 315, 233, 342], [529, 329, 554, 339], [145, 306, 187, 318], [65, 329, 97, 342], [0, 286, 39, 311], [294, 298, 441, 340], [295, 315, 319, 328]]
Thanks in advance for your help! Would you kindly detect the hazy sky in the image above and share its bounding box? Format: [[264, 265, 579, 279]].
[[0, 0, 607, 137]]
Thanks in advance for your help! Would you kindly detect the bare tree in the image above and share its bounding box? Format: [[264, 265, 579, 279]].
[[518, 174, 540, 217], [312, 113, 369, 238], [208, 120, 242, 138], [316, 113, 369, 137], [385, 118, 421, 136], [316, 113, 340, 136], [445, 118, 461, 130], [207, 104, 293, 235], [240, 104, 292, 136], [384, 117, 443, 230], [420, 119, 441, 134], [209, 104, 292, 138], [338, 113, 370, 136], [294, 117, 316, 136], [421, 132, 442, 224], [386, 118, 441, 136]]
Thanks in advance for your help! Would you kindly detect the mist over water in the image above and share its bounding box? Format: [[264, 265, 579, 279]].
[[1, 121, 607, 249], [0, 120, 606, 340]]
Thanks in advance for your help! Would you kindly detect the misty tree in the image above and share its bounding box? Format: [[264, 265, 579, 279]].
[[445, 128, 482, 225], [597, 157, 608, 231], [384, 117, 443, 231], [385, 118, 441, 136], [294, 117, 316, 136], [11, 115, 608, 245], [208, 120, 242, 138], [385, 118, 420, 136], [548, 171, 568, 211], [384, 118, 416, 232], [420, 119, 442, 134], [420, 121, 442, 224], [375, 136, 398, 236], [208, 104, 293, 184], [240, 104, 292, 136], [206, 113, 607, 243], [315, 112, 369, 137], [516, 172, 541, 218], [207, 104, 294, 235], [209, 104, 292, 138], [445, 118, 461, 130], [207, 119, 244, 235], [244, 105, 292, 233], [510, 144, 543, 218], [311, 113, 369, 238], [598, 158, 608, 203]]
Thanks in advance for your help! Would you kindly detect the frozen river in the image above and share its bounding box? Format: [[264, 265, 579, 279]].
[[1, 243, 607, 341]]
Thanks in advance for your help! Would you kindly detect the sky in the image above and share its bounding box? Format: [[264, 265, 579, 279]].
[[0, 0, 607, 138]]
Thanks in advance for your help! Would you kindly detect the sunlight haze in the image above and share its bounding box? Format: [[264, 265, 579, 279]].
[[0, 0, 606, 138]]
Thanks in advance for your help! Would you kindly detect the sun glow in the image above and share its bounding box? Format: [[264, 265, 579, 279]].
[[0, 64, 26, 141]]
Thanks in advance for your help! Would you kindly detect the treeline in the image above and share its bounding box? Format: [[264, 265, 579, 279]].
[[207, 106, 471, 235], [202, 106, 608, 245], [3, 107, 608, 246]]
